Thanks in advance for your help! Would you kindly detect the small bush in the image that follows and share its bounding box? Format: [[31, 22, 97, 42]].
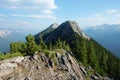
[[0, 52, 23, 60], [43, 50, 51, 57]]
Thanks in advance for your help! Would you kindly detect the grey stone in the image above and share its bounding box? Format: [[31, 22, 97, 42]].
[[33, 54, 38, 60], [80, 66, 87, 76], [25, 77, 34, 80], [7, 77, 15, 80], [41, 53, 47, 62], [36, 66, 41, 70], [48, 58, 53, 68], [91, 74, 99, 80]]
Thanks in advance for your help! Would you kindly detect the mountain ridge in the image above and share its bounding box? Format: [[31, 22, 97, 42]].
[[35, 21, 120, 80], [35, 20, 90, 44]]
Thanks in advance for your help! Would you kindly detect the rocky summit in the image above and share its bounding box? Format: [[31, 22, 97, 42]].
[[35, 21, 90, 44], [0, 50, 111, 80]]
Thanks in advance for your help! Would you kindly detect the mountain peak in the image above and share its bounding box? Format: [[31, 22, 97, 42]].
[[49, 23, 59, 29], [62, 20, 82, 33], [35, 21, 90, 44], [59, 21, 90, 39]]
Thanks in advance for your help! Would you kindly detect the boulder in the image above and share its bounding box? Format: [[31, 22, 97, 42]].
[[0, 62, 17, 77], [48, 58, 53, 68], [25, 77, 34, 80], [79, 66, 87, 76], [36, 66, 41, 70], [91, 74, 99, 80], [41, 53, 47, 62], [33, 54, 38, 61], [12, 56, 24, 63]]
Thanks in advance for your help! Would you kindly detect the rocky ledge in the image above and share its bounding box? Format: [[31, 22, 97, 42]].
[[0, 50, 112, 80]]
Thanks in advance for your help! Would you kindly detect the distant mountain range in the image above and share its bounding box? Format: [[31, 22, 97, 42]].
[[0, 29, 28, 53], [85, 24, 120, 57]]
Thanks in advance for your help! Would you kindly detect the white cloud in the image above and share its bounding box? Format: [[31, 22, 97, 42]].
[[78, 9, 120, 29], [78, 14, 105, 27], [43, 10, 53, 14], [17, 21, 31, 25], [9, 0, 19, 2], [11, 21, 32, 29], [0, 14, 4, 17], [0, 4, 18, 9], [12, 14, 56, 19], [117, 14, 120, 17], [0, 0, 57, 12], [28, 14, 56, 19], [0, 18, 7, 21], [0, 19, 4, 21], [12, 14, 24, 17], [0, 0, 57, 19], [107, 9, 118, 13], [94, 14, 105, 21]]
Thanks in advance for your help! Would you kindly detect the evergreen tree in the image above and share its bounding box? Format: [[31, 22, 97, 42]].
[[21, 43, 27, 53], [10, 42, 14, 53], [87, 41, 98, 68], [100, 52, 108, 73], [26, 34, 37, 54], [65, 43, 71, 51], [48, 42, 53, 50], [10, 41, 25, 53], [38, 38, 47, 50], [55, 38, 62, 48], [79, 39, 87, 65]]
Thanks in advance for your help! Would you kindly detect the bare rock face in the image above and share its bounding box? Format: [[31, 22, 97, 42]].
[[0, 50, 110, 80]]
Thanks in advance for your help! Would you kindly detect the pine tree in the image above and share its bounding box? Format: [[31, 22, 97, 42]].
[[87, 41, 98, 68], [100, 52, 108, 72], [21, 43, 27, 53], [10, 42, 14, 53], [79, 39, 87, 65], [38, 38, 47, 50], [26, 34, 37, 54], [48, 42, 53, 50], [56, 38, 62, 48]]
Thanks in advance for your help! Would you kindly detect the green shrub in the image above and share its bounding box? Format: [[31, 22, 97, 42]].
[[0, 52, 23, 60], [51, 52, 57, 65], [43, 50, 51, 57]]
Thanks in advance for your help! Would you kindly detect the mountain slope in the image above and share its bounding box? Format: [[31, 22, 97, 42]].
[[35, 21, 120, 80], [85, 24, 120, 57], [35, 23, 59, 43]]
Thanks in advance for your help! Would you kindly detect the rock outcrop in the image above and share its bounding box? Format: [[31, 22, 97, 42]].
[[0, 50, 111, 80]]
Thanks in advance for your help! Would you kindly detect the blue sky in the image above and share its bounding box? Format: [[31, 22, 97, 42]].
[[0, 0, 120, 32]]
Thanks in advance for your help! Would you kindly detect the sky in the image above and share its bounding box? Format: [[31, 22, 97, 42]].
[[0, 0, 120, 32]]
